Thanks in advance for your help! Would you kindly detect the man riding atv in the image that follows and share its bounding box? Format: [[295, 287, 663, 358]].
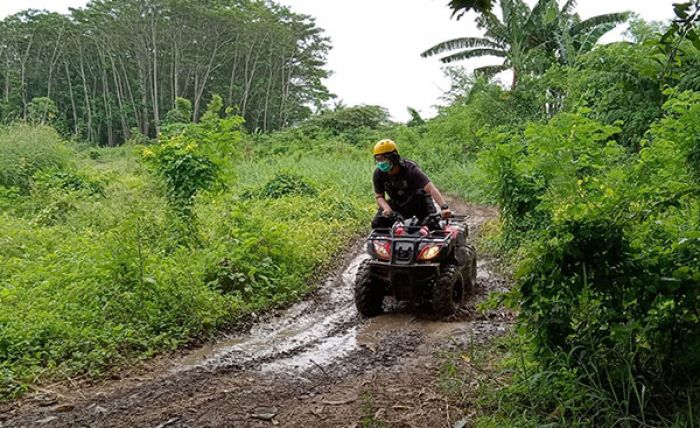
[[355, 139, 477, 317], [371, 139, 452, 229]]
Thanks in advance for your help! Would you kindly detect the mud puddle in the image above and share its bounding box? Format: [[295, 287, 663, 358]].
[[176, 253, 368, 373], [176, 242, 491, 375]]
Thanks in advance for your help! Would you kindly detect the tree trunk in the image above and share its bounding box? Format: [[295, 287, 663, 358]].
[[46, 25, 65, 99], [19, 31, 35, 119], [263, 49, 275, 132], [192, 33, 229, 121], [227, 35, 241, 106], [64, 58, 78, 136], [150, 13, 160, 137], [78, 51, 93, 142], [119, 56, 140, 135], [110, 54, 130, 141]]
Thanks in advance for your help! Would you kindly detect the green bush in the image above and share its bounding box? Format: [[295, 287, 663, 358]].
[[0, 124, 72, 192], [26, 97, 59, 126], [243, 172, 317, 199], [33, 171, 105, 196], [300, 105, 390, 136], [481, 113, 624, 243], [482, 91, 700, 424], [568, 42, 665, 150], [143, 135, 220, 219]]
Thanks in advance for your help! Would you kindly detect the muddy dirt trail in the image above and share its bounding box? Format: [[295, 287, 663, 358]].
[[1, 201, 511, 428]]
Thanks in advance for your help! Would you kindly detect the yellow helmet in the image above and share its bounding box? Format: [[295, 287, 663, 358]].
[[373, 139, 399, 156]]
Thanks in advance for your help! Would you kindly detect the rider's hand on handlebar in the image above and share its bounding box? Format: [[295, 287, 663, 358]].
[[441, 208, 453, 219], [382, 209, 394, 218]]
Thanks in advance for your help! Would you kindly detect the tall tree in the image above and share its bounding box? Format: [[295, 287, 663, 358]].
[[0, 0, 332, 144]]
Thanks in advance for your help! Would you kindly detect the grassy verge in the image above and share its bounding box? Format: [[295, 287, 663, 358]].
[[0, 127, 374, 400]]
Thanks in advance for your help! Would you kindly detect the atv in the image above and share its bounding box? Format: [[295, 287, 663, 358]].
[[354, 212, 477, 317]]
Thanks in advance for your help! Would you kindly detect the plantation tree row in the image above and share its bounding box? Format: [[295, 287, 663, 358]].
[[0, 0, 332, 145]]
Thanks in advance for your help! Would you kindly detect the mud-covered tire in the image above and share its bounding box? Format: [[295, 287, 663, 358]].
[[463, 245, 477, 296], [354, 260, 384, 317], [432, 265, 463, 316]]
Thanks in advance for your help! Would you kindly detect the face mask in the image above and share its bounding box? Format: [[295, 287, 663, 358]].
[[376, 160, 392, 172]]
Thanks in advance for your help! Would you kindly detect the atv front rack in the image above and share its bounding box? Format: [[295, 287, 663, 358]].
[[368, 214, 468, 241]]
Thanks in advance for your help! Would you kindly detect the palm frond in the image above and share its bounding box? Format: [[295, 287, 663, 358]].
[[477, 11, 508, 42], [524, 0, 559, 47], [448, 0, 495, 18], [575, 22, 619, 53], [561, 0, 577, 16], [501, 0, 529, 29], [571, 12, 630, 36], [528, 0, 557, 27], [439, 48, 508, 64], [473, 64, 509, 79], [530, 0, 552, 17], [421, 37, 503, 58]]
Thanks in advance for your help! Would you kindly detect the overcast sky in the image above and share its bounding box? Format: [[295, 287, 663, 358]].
[[1, 0, 677, 121]]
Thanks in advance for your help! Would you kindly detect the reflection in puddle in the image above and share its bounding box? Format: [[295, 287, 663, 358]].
[[357, 314, 463, 346], [477, 259, 491, 280], [175, 253, 368, 372], [261, 327, 358, 372]]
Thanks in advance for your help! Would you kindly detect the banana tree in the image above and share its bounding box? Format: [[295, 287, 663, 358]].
[[423, 0, 629, 89]]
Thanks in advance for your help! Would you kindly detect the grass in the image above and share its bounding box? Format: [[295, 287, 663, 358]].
[[0, 127, 375, 401], [360, 392, 386, 428]]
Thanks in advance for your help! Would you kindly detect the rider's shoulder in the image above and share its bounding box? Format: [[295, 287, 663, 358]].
[[400, 159, 422, 170]]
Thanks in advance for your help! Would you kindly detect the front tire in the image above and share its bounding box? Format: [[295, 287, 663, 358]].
[[354, 260, 384, 317], [432, 265, 463, 316]]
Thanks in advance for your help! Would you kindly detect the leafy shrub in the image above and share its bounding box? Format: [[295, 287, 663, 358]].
[[124, 128, 152, 146], [88, 149, 101, 160], [569, 42, 665, 150], [0, 187, 20, 211], [143, 135, 220, 219], [0, 124, 72, 192], [484, 91, 700, 424], [299, 105, 391, 140], [481, 113, 624, 243], [26, 97, 59, 126], [164, 97, 193, 126], [33, 171, 105, 196], [168, 95, 247, 168], [406, 107, 425, 127], [243, 173, 317, 199]]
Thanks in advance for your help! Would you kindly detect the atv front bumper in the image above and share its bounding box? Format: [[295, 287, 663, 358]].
[[368, 260, 441, 301]]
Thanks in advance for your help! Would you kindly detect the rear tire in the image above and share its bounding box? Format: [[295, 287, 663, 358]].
[[432, 265, 463, 316], [354, 260, 384, 317], [463, 245, 477, 296]]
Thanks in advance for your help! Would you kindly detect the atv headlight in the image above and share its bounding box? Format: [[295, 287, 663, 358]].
[[418, 244, 442, 261], [373, 240, 392, 261]]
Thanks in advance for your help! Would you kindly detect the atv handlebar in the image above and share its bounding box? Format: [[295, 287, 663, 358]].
[[388, 212, 405, 222], [387, 212, 454, 227]]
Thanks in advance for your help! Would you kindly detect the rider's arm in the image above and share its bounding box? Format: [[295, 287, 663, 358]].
[[376, 193, 392, 215], [424, 182, 447, 207], [424, 182, 453, 218]]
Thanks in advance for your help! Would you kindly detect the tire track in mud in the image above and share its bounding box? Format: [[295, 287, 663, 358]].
[[173, 252, 369, 375], [1, 201, 510, 428]]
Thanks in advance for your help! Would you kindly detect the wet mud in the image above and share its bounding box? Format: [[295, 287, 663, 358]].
[[0, 200, 511, 428]]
